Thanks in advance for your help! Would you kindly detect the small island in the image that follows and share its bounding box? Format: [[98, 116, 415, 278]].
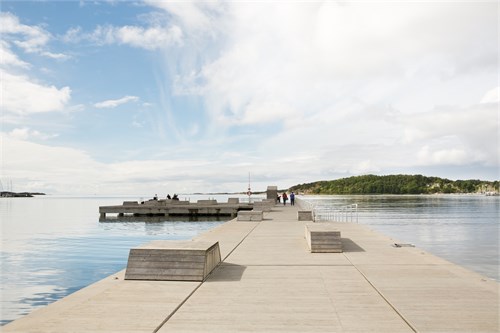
[[289, 174, 499, 195]]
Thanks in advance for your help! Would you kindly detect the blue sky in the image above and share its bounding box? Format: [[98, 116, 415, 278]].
[[1, 1, 498, 195]]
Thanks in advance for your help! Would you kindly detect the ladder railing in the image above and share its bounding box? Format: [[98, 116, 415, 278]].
[[296, 198, 358, 223]]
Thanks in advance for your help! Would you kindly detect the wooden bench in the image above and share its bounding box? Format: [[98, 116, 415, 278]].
[[237, 210, 263, 221], [124, 240, 221, 281], [305, 223, 342, 253]]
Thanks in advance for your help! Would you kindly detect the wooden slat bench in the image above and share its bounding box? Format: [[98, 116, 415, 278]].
[[305, 223, 342, 253], [124, 240, 221, 281]]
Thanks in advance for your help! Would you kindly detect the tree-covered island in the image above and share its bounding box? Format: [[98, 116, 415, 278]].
[[289, 174, 499, 195]]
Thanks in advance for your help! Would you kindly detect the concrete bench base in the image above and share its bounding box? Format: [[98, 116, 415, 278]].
[[124, 240, 221, 281], [197, 200, 217, 204], [305, 223, 342, 253], [298, 210, 313, 221], [237, 210, 263, 221], [253, 201, 273, 212]]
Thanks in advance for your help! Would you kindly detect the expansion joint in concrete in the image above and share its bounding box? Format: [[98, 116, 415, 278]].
[[154, 222, 260, 332], [343, 253, 418, 333]]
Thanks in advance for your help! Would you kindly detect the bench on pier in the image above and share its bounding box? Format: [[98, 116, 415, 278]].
[[305, 223, 342, 253], [298, 210, 313, 221], [197, 200, 218, 204], [237, 210, 263, 221], [253, 201, 273, 212], [124, 240, 221, 281], [171, 200, 190, 205]]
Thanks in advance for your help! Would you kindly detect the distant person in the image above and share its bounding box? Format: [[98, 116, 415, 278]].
[[277, 194, 281, 204], [153, 194, 158, 200], [290, 192, 295, 206], [282, 192, 288, 205], [172, 194, 179, 200], [167, 194, 171, 200]]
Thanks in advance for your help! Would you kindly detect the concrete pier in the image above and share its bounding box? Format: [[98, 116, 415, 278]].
[[4, 205, 499, 332], [99, 199, 253, 219]]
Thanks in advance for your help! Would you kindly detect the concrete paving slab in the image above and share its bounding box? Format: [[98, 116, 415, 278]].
[[2, 271, 199, 333], [158, 265, 413, 333]]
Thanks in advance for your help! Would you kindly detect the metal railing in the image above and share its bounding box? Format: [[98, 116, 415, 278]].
[[296, 198, 359, 223]]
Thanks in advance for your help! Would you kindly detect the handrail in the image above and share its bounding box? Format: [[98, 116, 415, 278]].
[[296, 198, 358, 223]]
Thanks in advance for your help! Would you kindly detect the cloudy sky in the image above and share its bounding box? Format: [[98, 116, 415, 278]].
[[1, 1, 498, 195]]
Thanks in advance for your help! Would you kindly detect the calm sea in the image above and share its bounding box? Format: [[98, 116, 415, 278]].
[[1, 194, 498, 325]]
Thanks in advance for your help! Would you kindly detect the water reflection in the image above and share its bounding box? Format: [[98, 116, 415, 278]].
[[99, 214, 229, 223]]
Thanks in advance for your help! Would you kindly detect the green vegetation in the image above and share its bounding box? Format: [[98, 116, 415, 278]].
[[289, 174, 499, 195]]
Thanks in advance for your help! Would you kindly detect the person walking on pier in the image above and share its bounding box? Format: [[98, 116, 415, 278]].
[[282, 192, 288, 205], [290, 192, 295, 206]]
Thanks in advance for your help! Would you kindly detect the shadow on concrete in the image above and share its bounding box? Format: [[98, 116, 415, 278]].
[[206, 263, 247, 282], [341, 238, 365, 252]]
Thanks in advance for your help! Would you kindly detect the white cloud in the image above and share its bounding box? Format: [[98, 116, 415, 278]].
[[0, 12, 50, 53], [1, 69, 71, 115], [2, 136, 102, 194], [94, 95, 139, 108], [0, 41, 30, 68], [65, 24, 183, 50], [40, 51, 70, 60], [157, 2, 498, 129], [0, 11, 69, 60], [481, 87, 500, 104], [145, 1, 221, 33], [0, 13, 72, 119], [417, 146, 469, 165], [113, 25, 183, 50], [6, 127, 58, 140], [1, 135, 270, 195], [402, 103, 498, 165]]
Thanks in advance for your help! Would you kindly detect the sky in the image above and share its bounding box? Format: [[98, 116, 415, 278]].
[[1, 0, 498, 196]]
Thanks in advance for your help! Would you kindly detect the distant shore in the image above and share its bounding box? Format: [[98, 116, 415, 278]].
[[0, 191, 45, 198]]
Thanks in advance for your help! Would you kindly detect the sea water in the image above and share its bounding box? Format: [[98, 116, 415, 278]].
[[0, 194, 243, 325], [1, 194, 498, 325]]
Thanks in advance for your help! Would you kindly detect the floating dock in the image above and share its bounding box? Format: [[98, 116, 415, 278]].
[[99, 198, 253, 219], [4, 204, 499, 332]]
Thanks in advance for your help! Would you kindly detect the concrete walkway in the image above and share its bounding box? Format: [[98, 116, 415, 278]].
[[4, 205, 499, 332]]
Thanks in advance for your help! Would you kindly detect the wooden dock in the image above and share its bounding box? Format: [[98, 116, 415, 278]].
[[4, 205, 499, 332], [99, 198, 253, 219]]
